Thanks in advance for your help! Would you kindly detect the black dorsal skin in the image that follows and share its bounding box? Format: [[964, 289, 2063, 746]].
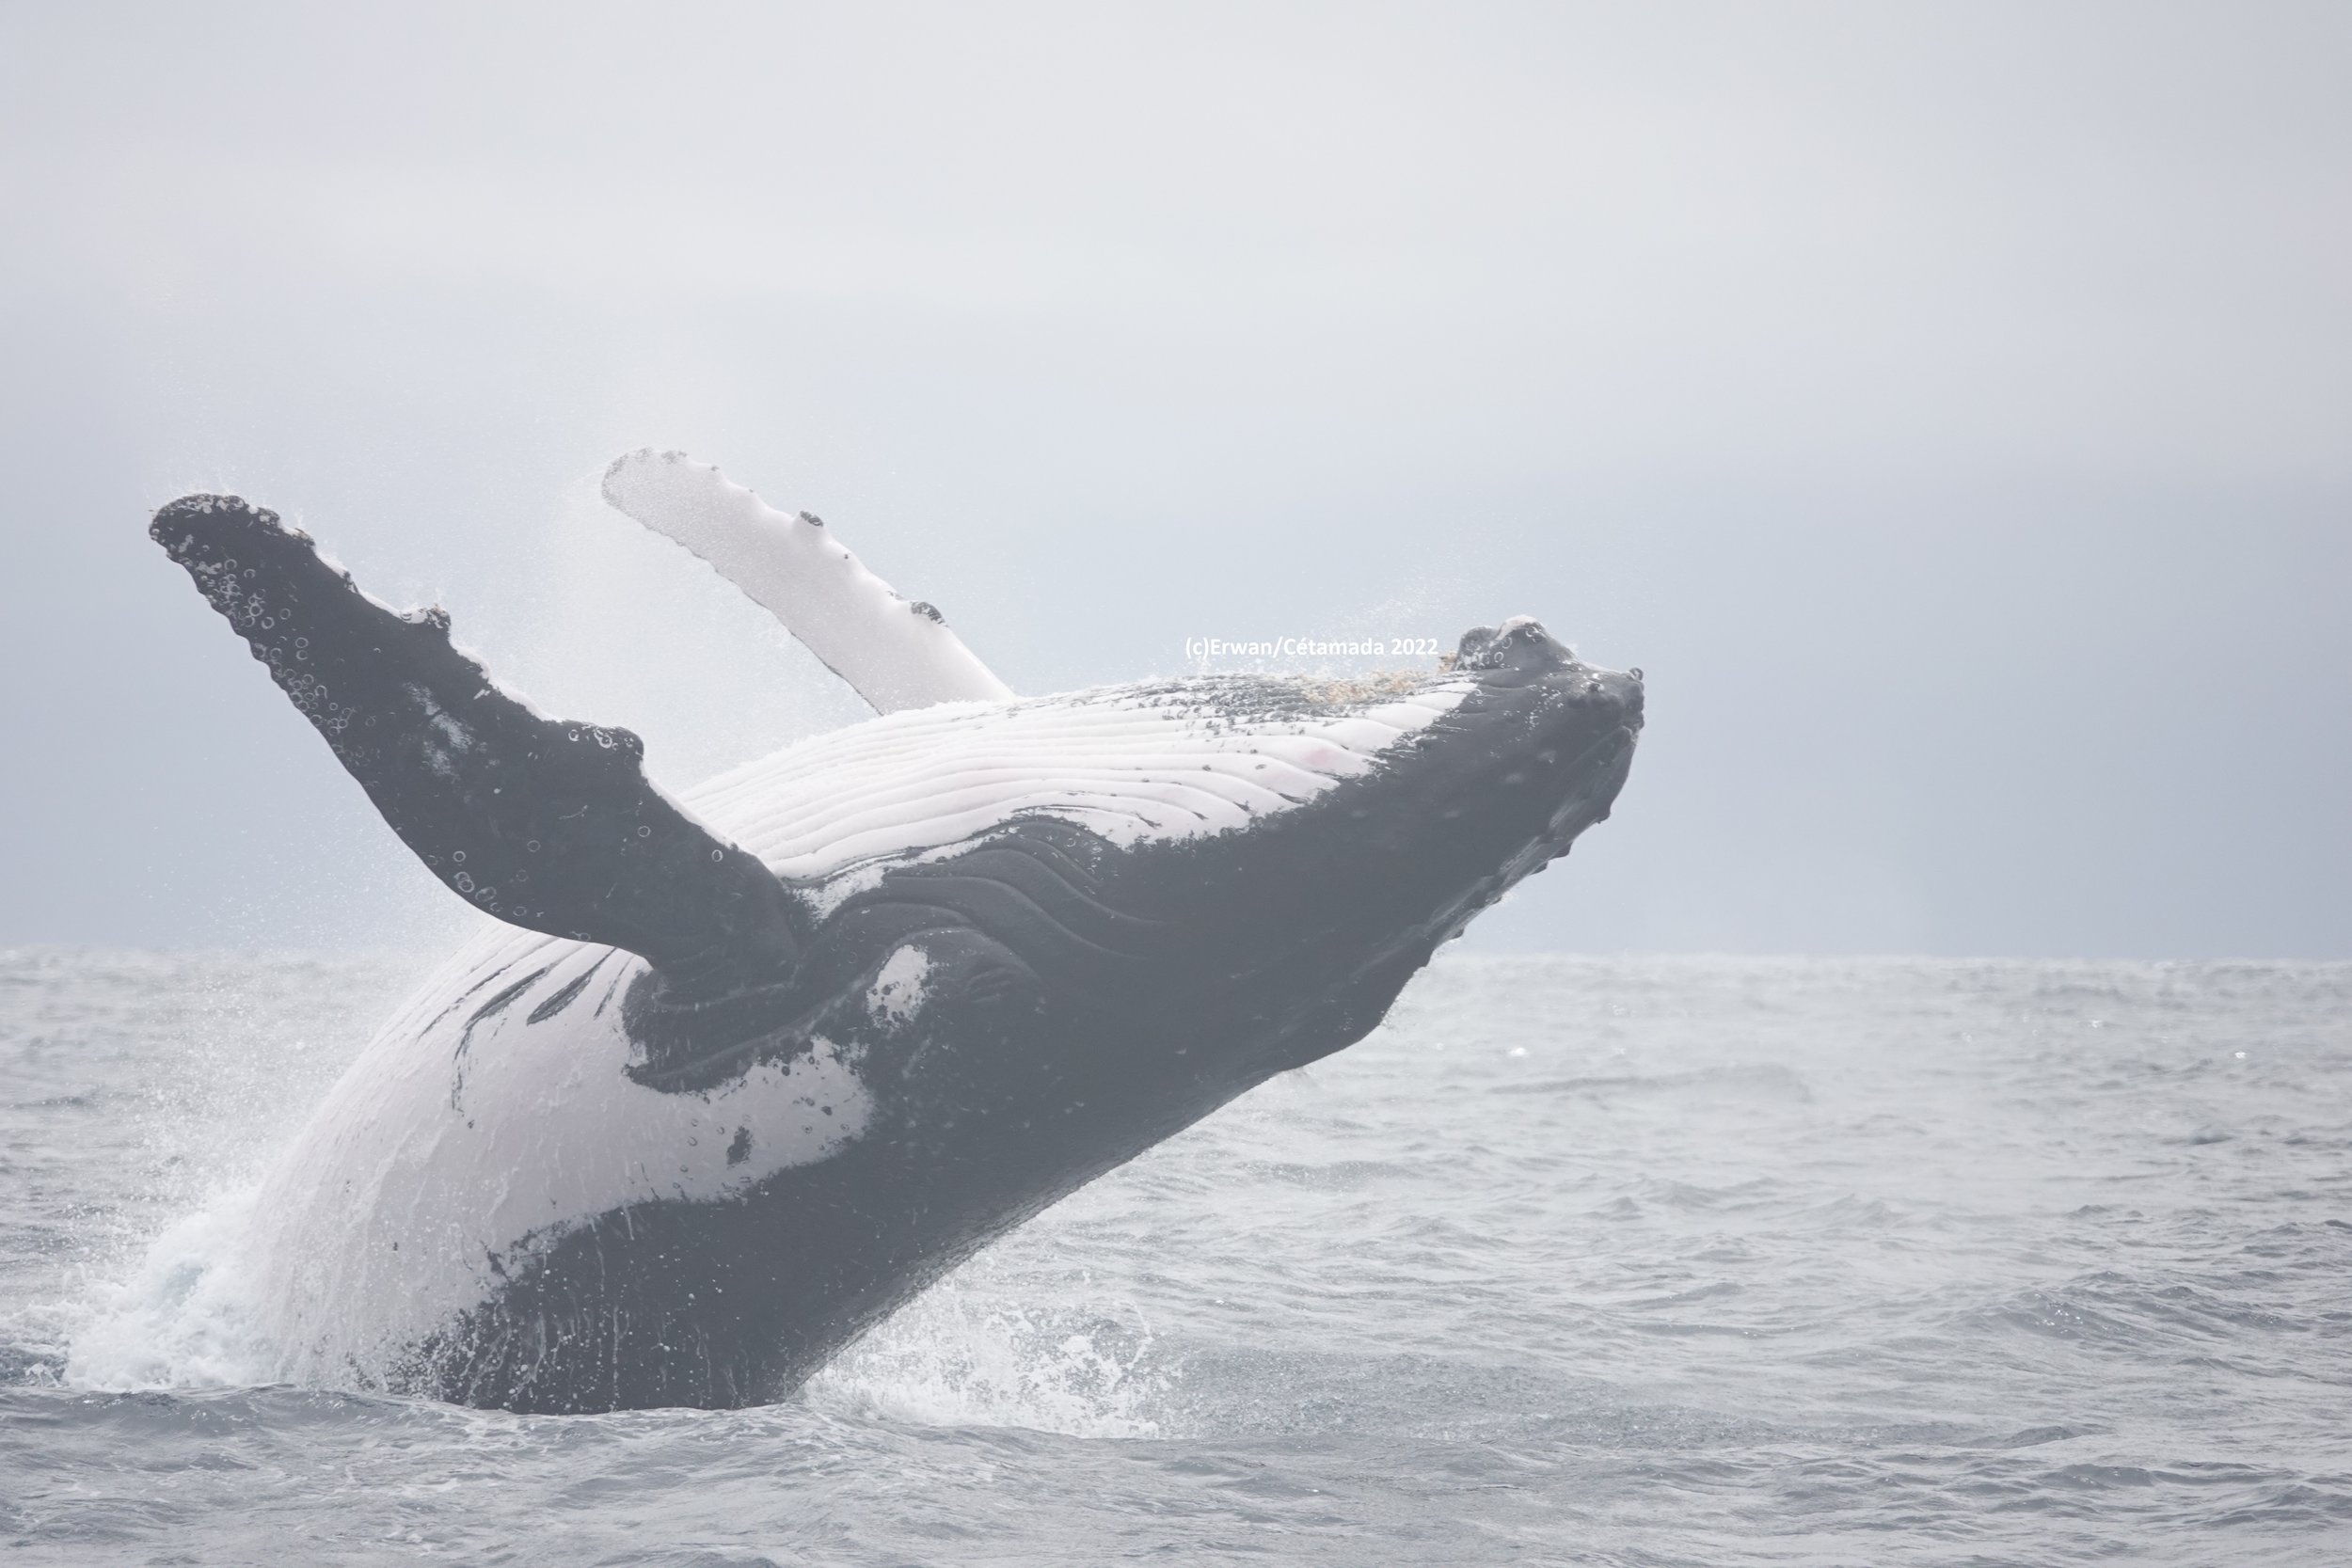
[[150, 496, 804, 987]]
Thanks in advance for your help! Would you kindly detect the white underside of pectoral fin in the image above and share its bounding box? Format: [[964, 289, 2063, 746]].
[[600, 450, 1015, 714]]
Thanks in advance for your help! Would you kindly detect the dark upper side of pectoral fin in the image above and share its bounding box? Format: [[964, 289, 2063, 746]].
[[150, 494, 803, 982]]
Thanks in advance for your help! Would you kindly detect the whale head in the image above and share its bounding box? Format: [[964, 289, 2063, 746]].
[[1335, 613, 1640, 941], [1104, 613, 1643, 1083]]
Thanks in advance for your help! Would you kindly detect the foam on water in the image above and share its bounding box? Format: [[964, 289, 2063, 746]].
[[807, 1267, 1175, 1439], [59, 1187, 278, 1392]]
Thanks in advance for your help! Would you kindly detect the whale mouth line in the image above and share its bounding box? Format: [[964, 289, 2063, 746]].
[[1505, 721, 1639, 863], [1562, 722, 1639, 823]]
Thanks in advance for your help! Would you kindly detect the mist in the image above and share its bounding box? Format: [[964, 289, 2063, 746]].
[[5, 0, 2346, 957]]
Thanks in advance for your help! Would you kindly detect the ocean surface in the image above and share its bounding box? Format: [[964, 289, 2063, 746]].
[[0, 948, 2345, 1566]]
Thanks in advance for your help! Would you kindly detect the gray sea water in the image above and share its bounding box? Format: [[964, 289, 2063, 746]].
[[0, 948, 2345, 1565]]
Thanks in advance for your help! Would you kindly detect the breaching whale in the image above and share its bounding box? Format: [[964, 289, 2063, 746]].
[[149, 453, 1642, 1414]]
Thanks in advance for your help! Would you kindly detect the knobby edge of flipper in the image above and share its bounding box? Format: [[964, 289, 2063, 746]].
[[149, 494, 806, 991], [599, 449, 1014, 715]]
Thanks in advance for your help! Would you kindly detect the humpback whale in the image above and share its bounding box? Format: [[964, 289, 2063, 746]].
[[149, 454, 1642, 1414]]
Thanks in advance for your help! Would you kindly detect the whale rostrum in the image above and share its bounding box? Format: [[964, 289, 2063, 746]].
[[150, 468, 1643, 1413]]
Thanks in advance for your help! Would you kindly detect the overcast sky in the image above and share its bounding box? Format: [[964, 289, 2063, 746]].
[[3, 1, 2346, 958]]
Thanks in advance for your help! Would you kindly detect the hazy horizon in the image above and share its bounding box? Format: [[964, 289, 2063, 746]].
[[5, 2, 2347, 959]]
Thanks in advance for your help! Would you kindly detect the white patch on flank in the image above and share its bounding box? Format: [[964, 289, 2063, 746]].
[[866, 945, 932, 1026], [240, 931, 869, 1386], [805, 858, 889, 918]]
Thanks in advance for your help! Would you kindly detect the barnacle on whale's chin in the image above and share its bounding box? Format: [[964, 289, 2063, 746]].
[[1293, 670, 1442, 706]]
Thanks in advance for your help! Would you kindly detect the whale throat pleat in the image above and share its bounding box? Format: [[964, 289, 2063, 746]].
[[149, 494, 803, 982], [599, 449, 1013, 714]]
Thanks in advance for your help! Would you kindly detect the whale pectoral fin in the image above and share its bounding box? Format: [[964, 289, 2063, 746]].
[[151, 495, 802, 981], [600, 450, 1014, 715]]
